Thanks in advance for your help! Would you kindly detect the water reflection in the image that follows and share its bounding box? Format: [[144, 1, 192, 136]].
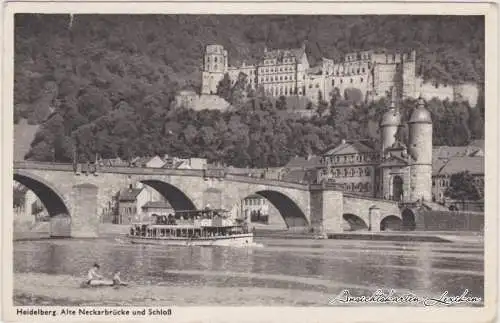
[[14, 237, 484, 304]]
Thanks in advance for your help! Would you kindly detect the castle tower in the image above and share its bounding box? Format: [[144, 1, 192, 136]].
[[408, 97, 433, 202], [380, 91, 401, 156], [401, 50, 417, 98], [201, 44, 228, 95]]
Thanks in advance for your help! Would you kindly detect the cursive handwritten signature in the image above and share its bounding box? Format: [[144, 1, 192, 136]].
[[328, 289, 482, 306]]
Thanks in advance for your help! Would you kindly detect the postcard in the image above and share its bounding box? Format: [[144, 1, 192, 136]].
[[1, 1, 497, 322]]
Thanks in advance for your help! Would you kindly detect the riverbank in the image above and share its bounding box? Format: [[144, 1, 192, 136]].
[[13, 273, 335, 306]]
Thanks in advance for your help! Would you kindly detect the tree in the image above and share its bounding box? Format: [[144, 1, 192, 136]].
[[276, 96, 287, 110], [317, 91, 328, 117], [230, 72, 249, 106], [445, 171, 482, 201], [216, 73, 232, 102]]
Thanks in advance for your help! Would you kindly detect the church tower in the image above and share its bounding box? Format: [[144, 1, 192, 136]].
[[408, 98, 433, 202], [201, 44, 228, 95]]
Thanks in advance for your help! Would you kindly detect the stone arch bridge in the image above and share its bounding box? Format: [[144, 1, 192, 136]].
[[14, 161, 401, 237]]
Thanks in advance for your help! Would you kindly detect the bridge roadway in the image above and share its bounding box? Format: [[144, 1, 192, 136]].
[[13, 161, 401, 238]]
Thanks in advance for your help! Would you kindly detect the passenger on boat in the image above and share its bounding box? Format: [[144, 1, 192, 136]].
[[87, 263, 104, 285]]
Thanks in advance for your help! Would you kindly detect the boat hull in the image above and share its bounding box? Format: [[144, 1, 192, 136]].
[[126, 233, 254, 247]]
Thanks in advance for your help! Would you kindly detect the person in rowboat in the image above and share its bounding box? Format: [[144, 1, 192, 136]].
[[86, 263, 104, 285], [112, 270, 127, 286]]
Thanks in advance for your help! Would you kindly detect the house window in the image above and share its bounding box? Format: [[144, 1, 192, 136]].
[[332, 79, 335, 86], [365, 168, 370, 176], [285, 76, 288, 80], [350, 78, 353, 83], [344, 169, 348, 176], [214, 57, 218, 63], [309, 84, 313, 89], [315, 84, 319, 88], [340, 79, 343, 84], [360, 77, 363, 83]]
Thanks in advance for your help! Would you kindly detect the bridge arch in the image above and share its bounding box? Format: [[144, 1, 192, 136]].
[[241, 190, 309, 228], [342, 213, 368, 231], [139, 179, 197, 211], [401, 208, 417, 231], [380, 215, 402, 231], [13, 170, 70, 217]]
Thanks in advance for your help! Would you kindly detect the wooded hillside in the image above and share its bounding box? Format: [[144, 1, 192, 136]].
[[14, 14, 484, 166]]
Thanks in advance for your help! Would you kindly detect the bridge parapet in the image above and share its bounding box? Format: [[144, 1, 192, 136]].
[[225, 174, 310, 190]]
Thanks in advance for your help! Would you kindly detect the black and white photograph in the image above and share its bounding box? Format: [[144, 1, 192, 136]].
[[2, 2, 498, 322]]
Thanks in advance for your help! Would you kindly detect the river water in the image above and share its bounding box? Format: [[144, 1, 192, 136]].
[[13, 237, 484, 306]]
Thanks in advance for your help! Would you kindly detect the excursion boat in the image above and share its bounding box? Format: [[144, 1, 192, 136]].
[[126, 209, 254, 246]]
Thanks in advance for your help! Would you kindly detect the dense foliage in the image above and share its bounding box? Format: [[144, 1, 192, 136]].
[[445, 171, 482, 201], [24, 92, 484, 167], [14, 14, 484, 167]]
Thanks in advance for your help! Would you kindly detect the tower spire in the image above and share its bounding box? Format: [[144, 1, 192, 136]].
[[390, 86, 398, 110]]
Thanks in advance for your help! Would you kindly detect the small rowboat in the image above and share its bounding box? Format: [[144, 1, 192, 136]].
[[80, 280, 128, 288]]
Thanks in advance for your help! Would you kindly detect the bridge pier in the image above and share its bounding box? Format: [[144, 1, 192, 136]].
[[309, 188, 343, 234], [63, 183, 100, 238], [368, 206, 381, 232]]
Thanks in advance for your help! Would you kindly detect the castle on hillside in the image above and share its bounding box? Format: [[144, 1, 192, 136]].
[[200, 44, 479, 107]]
